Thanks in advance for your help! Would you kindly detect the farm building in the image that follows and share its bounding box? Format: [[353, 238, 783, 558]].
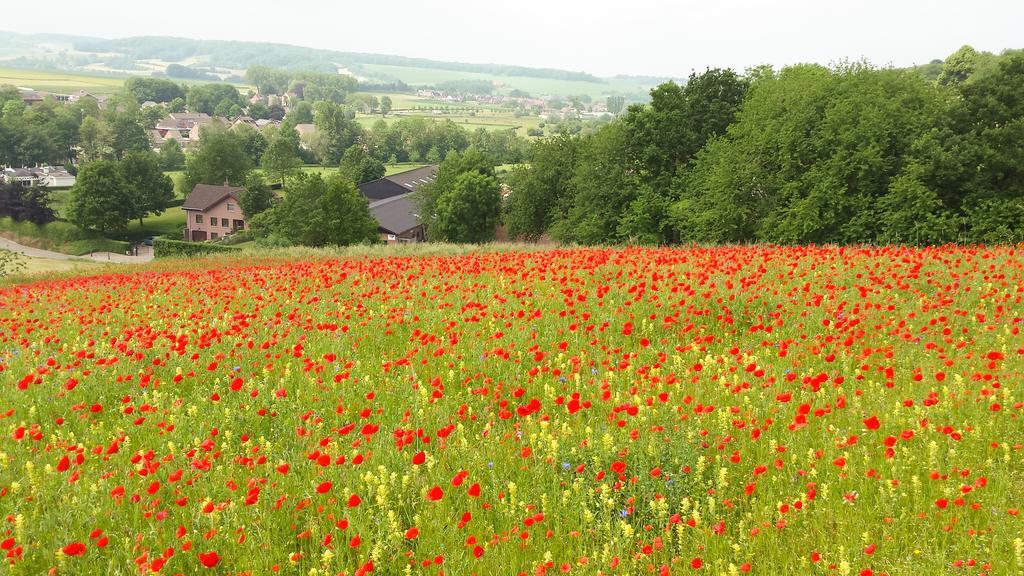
[[358, 165, 437, 243]]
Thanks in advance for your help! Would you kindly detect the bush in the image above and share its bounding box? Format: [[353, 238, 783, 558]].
[[219, 231, 254, 246], [153, 238, 240, 259], [63, 239, 132, 256]]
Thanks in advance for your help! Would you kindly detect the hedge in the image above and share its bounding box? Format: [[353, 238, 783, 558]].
[[153, 238, 240, 259]]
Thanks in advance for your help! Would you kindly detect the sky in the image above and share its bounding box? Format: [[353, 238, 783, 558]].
[[5, 0, 1022, 77]]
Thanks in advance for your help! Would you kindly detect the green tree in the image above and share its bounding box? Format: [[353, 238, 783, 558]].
[[415, 148, 494, 230], [250, 173, 377, 246], [430, 171, 502, 243], [107, 111, 150, 159], [0, 182, 56, 225], [233, 123, 268, 165], [68, 160, 134, 233], [380, 96, 392, 116], [182, 126, 253, 191], [187, 84, 243, 115], [158, 138, 186, 170], [875, 171, 958, 245], [77, 115, 112, 163], [338, 145, 385, 184], [549, 122, 639, 244], [902, 53, 1024, 242], [260, 133, 302, 186], [119, 151, 175, 225], [671, 63, 947, 244], [606, 95, 625, 114], [238, 173, 275, 219], [937, 45, 979, 87], [311, 101, 363, 165], [248, 101, 271, 120], [505, 134, 579, 240], [124, 77, 185, 103], [285, 101, 314, 124]]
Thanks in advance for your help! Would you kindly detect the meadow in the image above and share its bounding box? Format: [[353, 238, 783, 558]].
[[0, 67, 126, 95], [0, 245, 1021, 575]]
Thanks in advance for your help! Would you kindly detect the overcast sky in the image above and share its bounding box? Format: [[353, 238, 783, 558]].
[[7, 0, 1022, 77]]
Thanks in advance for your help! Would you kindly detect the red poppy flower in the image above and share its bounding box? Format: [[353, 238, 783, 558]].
[[198, 551, 220, 568]]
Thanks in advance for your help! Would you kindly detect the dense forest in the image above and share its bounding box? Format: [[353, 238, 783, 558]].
[[506, 47, 1024, 245]]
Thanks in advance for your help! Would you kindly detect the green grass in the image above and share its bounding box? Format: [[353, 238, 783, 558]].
[[0, 66, 253, 96], [252, 164, 429, 181], [16, 255, 105, 275], [0, 217, 130, 255], [166, 170, 188, 195], [121, 207, 186, 242], [355, 111, 542, 138], [0, 66, 126, 94]]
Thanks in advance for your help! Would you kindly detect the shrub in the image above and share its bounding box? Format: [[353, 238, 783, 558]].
[[153, 238, 240, 259]]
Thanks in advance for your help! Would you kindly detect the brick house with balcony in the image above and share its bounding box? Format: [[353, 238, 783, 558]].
[[182, 183, 248, 241]]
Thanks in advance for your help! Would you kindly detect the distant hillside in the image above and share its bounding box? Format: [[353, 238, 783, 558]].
[[0, 31, 662, 100], [72, 35, 605, 82]]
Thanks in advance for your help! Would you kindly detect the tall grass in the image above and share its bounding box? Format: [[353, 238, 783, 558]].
[[0, 217, 130, 255]]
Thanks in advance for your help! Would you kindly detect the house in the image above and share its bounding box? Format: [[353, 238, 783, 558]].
[[68, 90, 108, 107], [18, 89, 46, 106], [2, 168, 41, 187], [182, 183, 248, 241], [2, 166, 75, 188], [357, 165, 437, 243], [152, 113, 217, 148], [294, 123, 317, 150], [230, 116, 259, 130], [41, 166, 75, 187]]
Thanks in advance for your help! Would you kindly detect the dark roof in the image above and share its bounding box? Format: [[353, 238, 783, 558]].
[[19, 89, 45, 101], [357, 165, 438, 201], [386, 165, 438, 189], [183, 184, 245, 211], [358, 178, 408, 201], [369, 193, 422, 235]]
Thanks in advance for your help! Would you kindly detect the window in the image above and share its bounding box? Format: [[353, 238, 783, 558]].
[[195, 214, 203, 224], [222, 218, 230, 227], [387, 234, 397, 241], [226, 202, 234, 212], [211, 232, 218, 239]]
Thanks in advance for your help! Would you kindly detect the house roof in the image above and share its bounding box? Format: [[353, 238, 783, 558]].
[[294, 123, 317, 136], [155, 114, 214, 131], [369, 193, 422, 235], [19, 89, 45, 102], [169, 112, 212, 122], [183, 184, 245, 211], [357, 165, 438, 201], [386, 165, 438, 190]]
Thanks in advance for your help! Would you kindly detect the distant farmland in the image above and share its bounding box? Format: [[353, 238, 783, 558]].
[[0, 67, 126, 94]]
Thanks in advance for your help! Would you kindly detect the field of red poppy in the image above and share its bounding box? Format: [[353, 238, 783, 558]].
[[1, 245, 1022, 576]]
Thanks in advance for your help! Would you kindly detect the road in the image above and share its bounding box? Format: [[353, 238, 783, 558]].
[[0, 237, 154, 264]]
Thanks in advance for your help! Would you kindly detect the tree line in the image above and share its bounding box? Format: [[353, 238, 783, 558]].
[[506, 48, 1024, 245]]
